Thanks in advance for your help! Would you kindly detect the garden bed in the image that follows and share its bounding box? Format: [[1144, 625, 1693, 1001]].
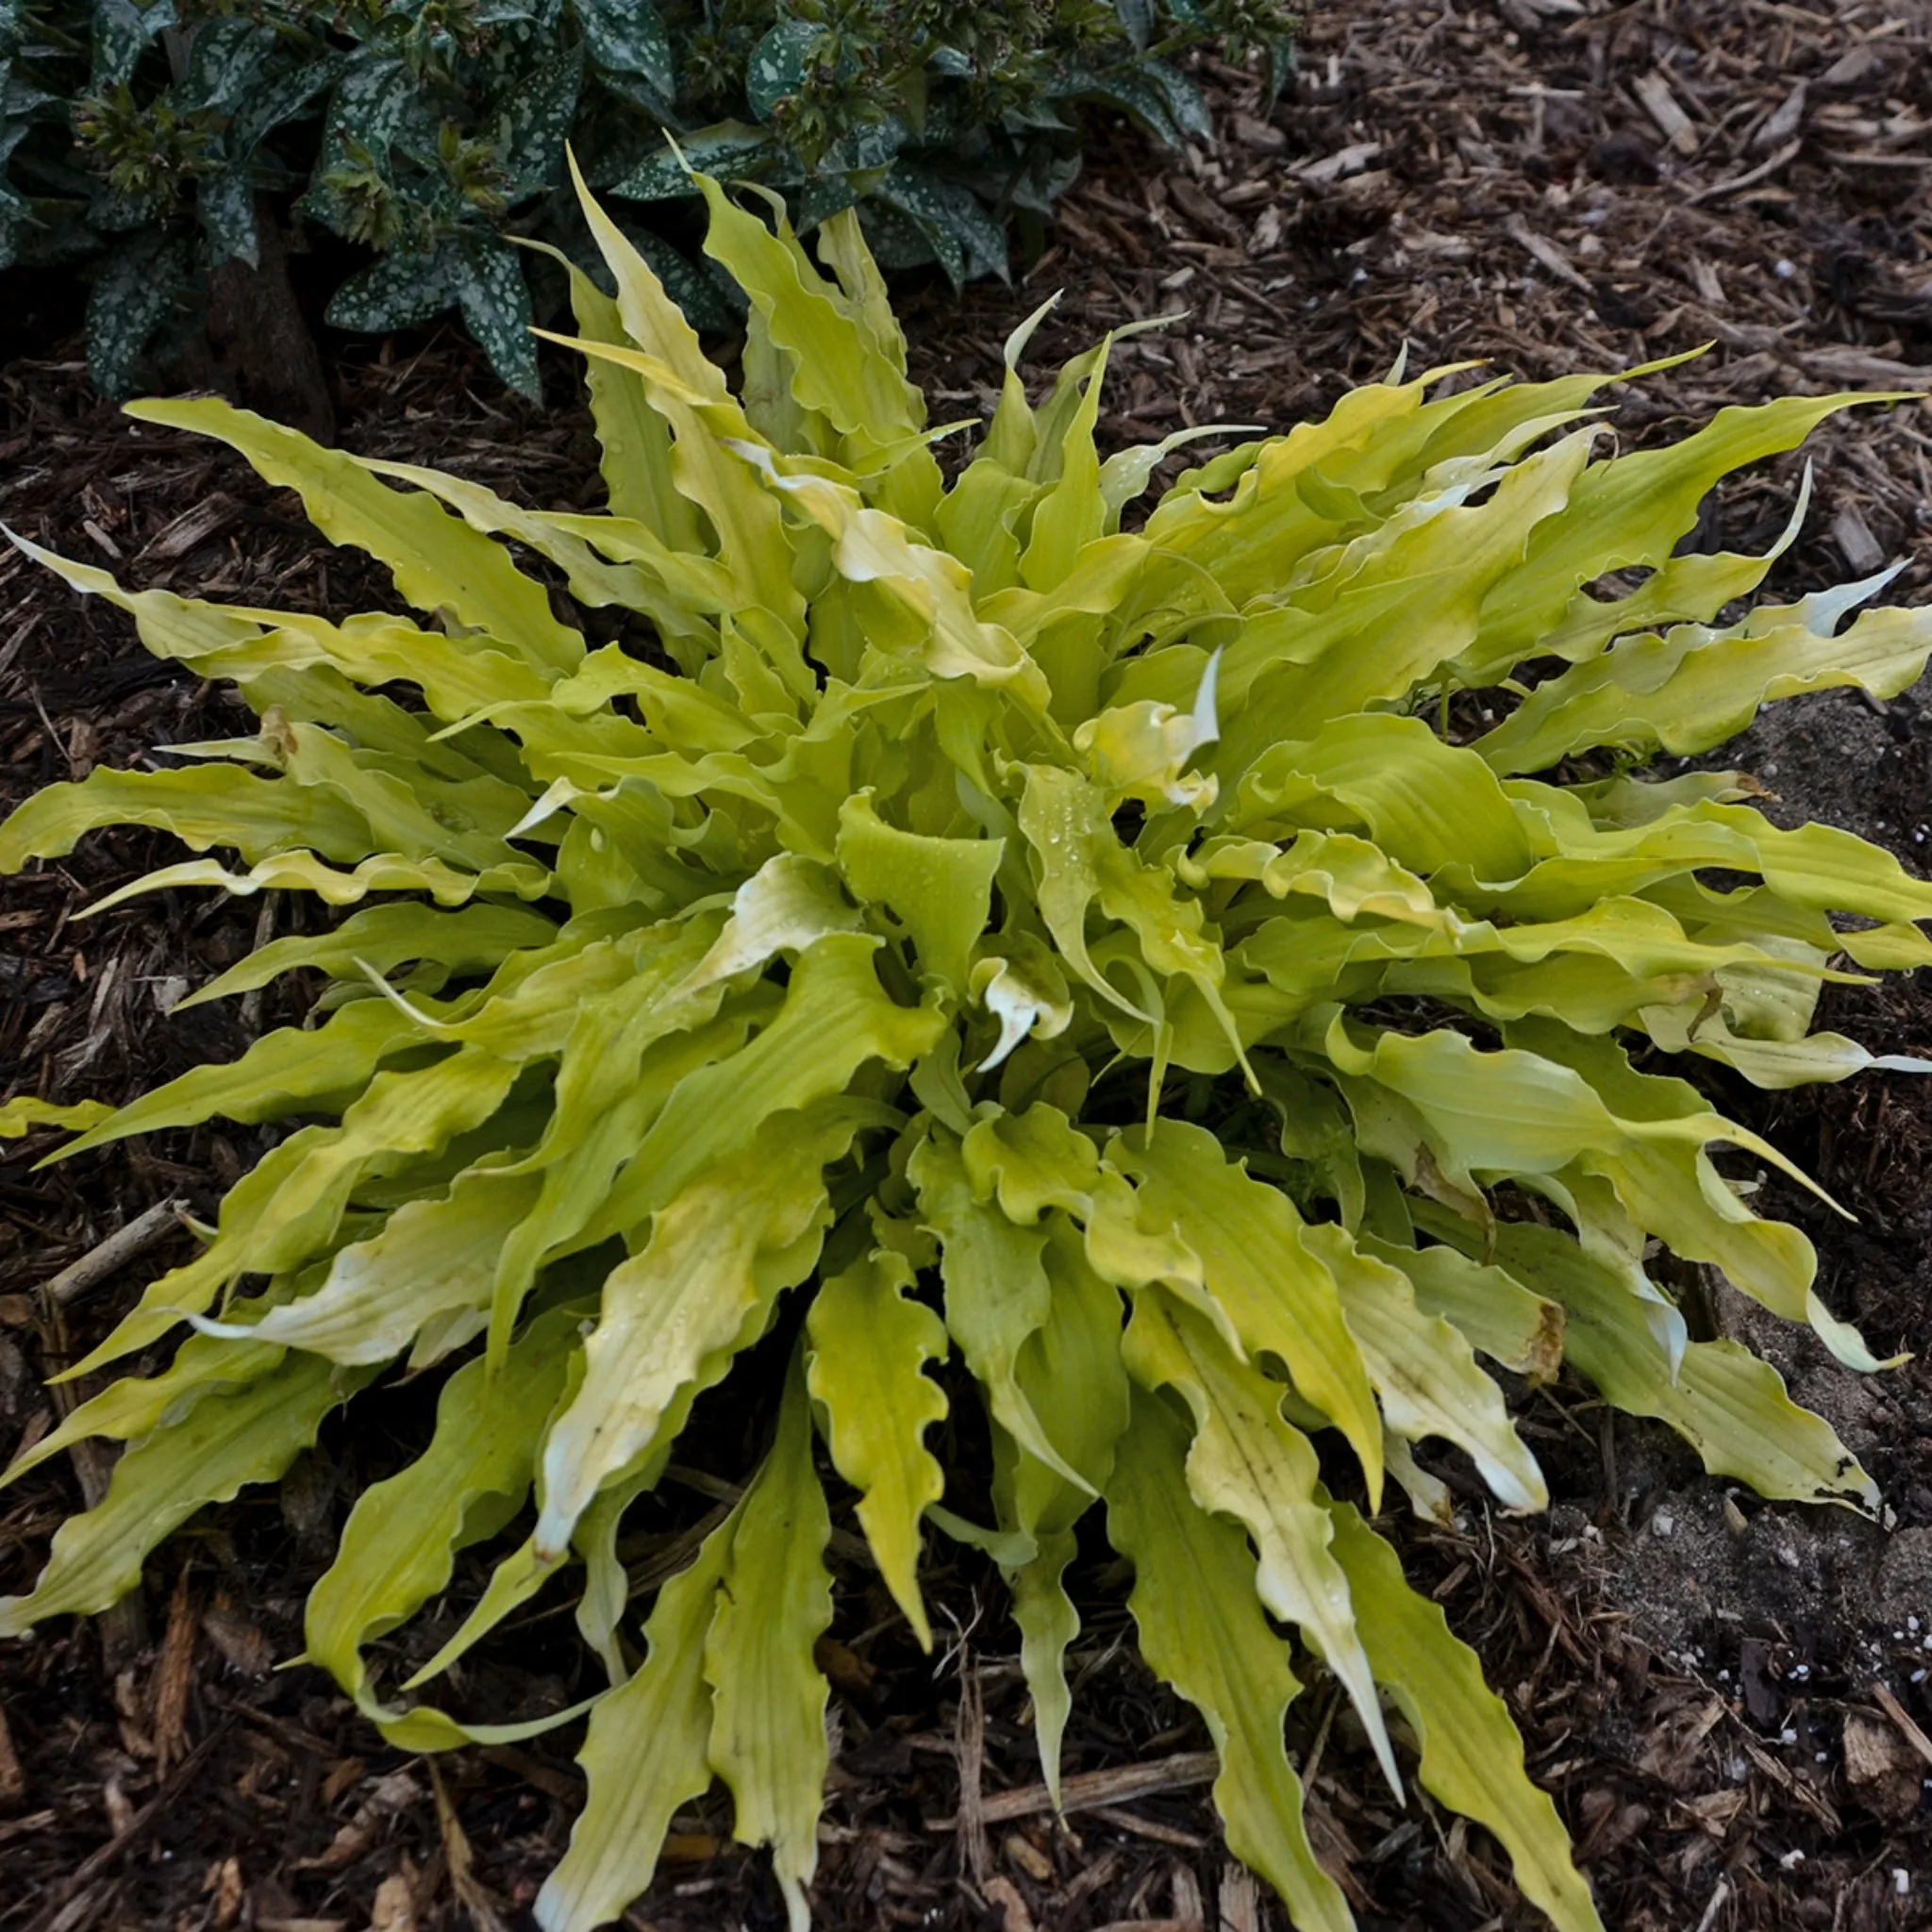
[[3, 1, 1931, 1928]]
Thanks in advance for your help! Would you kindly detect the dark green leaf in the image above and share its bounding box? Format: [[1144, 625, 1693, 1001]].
[[610, 123, 789, 202], [325, 240, 456, 332], [178, 18, 278, 113], [319, 52, 417, 159], [1116, 0, 1158, 50], [502, 42, 583, 198], [573, 0, 672, 92], [745, 18, 820, 122], [197, 163, 258, 266], [85, 230, 187, 398], [1264, 37, 1297, 108], [1056, 58, 1209, 146], [92, 0, 175, 89], [454, 231, 541, 399], [230, 52, 349, 155], [798, 174, 858, 231], [0, 186, 23, 273], [878, 163, 1007, 287]]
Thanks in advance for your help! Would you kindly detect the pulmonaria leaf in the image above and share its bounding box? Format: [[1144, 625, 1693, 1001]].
[[744, 19, 821, 122], [325, 241, 458, 334], [84, 231, 191, 400], [572, 0, 674, 92], [453, 232, 543, 401]]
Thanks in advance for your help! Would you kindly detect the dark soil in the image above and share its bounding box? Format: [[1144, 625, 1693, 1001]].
[[5, 2, 1932, 1929]]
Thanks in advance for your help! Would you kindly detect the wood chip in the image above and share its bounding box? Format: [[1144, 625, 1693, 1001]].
[[1506, 219, 1593, 293], [1818, 44, 1887, 90], [955, 1653, 991, 1884], [1218, 1861, 1263, 1932], [138, 494, 235, 565], [1754, 78, 1808, 151], [1634, 71, 1700, 157], [1833, 502, 1887, 575], [1870, 1680, 1932, 1772], [205, 1856, 243, 1932], [1843, 1710, 1922, 1821], [150, 1567, 198, 1774], [1092, 1804, 1209, 1851], [1171, 1861, 1207, 1931], [1003, 1832, 1054, 1883], [1292, 141, 1382, 185], [982, 1874, 1036, 1932], [0, 1695, 25, 1802]]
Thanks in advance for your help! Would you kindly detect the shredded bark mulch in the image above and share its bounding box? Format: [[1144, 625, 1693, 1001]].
[[4, 0, 1932, 1927]]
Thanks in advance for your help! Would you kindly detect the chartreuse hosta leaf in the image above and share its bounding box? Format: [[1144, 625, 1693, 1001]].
[[3, 158, 1926, 1932]]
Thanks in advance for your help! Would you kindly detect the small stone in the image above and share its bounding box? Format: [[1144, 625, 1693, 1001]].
[[1652, 1512, 1676, 1539]]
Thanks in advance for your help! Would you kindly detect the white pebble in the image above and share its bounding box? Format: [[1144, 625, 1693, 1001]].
[[1652, 1513, 1676, 1539], [1774, 258, 1797, 279], [1894, 1871, 1910, 1898]]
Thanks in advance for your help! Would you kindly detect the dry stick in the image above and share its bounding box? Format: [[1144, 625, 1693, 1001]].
[[1691, 1874, 1732, 1932], [34, 1198, 187, 1666], [927, 1749, 1221, 1830], [1685, 136, 1805, 206], [41, 1197, 189, 1310]]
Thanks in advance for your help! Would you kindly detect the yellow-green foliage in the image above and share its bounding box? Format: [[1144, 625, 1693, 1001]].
[[5, 161, 1932, 1932]]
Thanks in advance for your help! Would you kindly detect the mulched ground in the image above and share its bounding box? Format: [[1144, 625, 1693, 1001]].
[[5, 0, 1932, 1927]]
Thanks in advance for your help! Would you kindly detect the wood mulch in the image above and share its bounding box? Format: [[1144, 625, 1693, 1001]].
[[3, 0, 1932, 1927]]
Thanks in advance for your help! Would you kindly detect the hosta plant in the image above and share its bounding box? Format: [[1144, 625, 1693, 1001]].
[[5, 162, 1932, 1932]]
